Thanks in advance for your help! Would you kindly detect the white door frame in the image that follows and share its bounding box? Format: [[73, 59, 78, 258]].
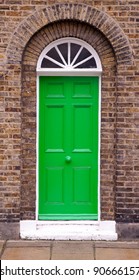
[[36, 73, 102, 222], [36, 38, 102, 222]]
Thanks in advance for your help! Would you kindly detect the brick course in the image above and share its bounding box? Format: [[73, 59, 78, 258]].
[[0, 0, 139, 238]]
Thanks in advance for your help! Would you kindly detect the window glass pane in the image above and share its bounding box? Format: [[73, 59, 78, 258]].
[[46, 47, 63, 64], [75, 57, 97, 68], [71, 43, 81, 63], [74, 48, 92, 65], [57, 43, 68, 64], [41, 58, 61, 68]]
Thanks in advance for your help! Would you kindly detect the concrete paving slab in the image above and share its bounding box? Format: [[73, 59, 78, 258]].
[[95, 241, 139, 248], [52, 241, 94, 254], [51, 253, 94, 260], [52, 241, 94, 260], [1, 247, 50, 260], [1, 240, 139, 260], [95, 248, 139, 260], [0, 240, 5, 255], [6, 240, 51, 248]]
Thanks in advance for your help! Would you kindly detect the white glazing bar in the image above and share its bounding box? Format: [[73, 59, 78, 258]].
[[73, 54, 94, 68], [71, 46, 83, 66], [55, 46, 67, 66], [44, 55, 65, 68], [68, 42, 71, 66]]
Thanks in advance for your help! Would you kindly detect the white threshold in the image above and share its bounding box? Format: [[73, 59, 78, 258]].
[[20, 220, 117, 240]]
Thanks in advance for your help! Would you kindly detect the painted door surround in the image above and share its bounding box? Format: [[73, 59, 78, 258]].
[[20, 37, 117, 240]]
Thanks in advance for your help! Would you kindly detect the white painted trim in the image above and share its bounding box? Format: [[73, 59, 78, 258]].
[[44, 54, 65, 68], [37, 69, 102, 76], [36, 37, 102, 233], [36, 75, 39, 221], [71, 46, 83, 66], [20, 220, 117, 240], [68, 41, 70, 66], [36, 75, 101, 222], [98, 76, 101, 221], [55, 45, 67, 66], [73, 54, 93, 68]]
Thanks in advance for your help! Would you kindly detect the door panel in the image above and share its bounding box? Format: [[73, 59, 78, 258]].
[[45, 105, 65, 152], [72, 82, 92, 98], [46, 167, 64, 203], [73, 105, 92, 152], [73, 167, 91, 203], [39, 76, 99, 220]]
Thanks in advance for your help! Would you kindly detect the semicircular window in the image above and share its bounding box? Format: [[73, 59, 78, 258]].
[[39, 39, 100, 70]]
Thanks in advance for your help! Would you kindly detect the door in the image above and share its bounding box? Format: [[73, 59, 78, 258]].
[[39, 76, 99, 220]]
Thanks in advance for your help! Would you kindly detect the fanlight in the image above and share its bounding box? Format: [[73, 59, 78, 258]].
[[37, 38, 102, 71]]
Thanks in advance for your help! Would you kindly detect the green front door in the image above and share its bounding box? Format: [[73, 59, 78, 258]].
[[39, 76, 99, 220]]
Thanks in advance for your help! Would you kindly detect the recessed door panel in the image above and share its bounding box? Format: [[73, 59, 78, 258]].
[[73, 167, 91, 203], [73, 82, 92, 98], [39, 76, 99, 220], [45, 105, 65, 152], [46, 168, 64, 203], [73, 105, 92, 152], [46, 82, 65, 98]]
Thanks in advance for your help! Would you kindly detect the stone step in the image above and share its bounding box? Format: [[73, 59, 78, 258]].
[[20, 220, 118, 241]]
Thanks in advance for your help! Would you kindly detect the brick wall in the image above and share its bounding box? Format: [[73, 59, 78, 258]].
[[0, 0, 139, 235]]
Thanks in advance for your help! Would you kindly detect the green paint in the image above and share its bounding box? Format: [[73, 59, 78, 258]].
[[39, 76, 99, 220]]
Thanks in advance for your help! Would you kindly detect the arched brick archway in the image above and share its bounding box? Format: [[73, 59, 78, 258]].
[[21, 20, 117, 221], [4, 3, 135, 238], [6, 3, 133, 65]]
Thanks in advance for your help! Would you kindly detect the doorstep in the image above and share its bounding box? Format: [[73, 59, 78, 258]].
[[20, 220, 117, 240]]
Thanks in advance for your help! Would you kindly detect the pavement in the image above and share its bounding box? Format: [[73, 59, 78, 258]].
[[0, 240, 139, 260]]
